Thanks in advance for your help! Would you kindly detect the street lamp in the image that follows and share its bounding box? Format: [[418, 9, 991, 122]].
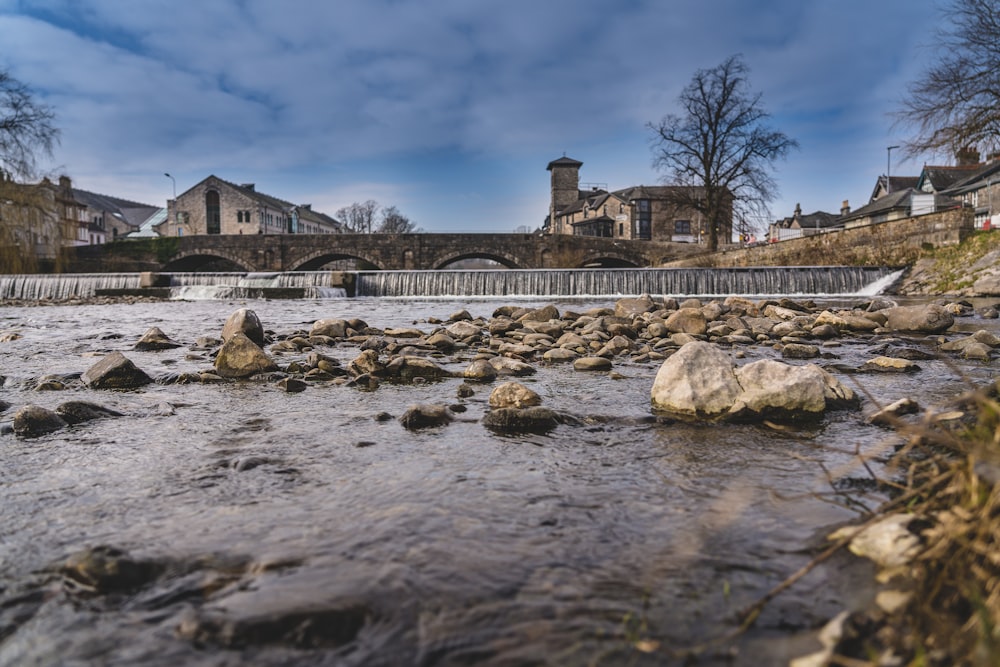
[[164, 172, 176, 200], [887, 146, 900, 195]]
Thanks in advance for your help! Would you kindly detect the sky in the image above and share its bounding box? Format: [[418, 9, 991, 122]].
[[0, 0, 946, 234]]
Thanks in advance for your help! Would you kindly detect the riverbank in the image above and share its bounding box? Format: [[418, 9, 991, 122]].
[[893, 229, 1000, 297]]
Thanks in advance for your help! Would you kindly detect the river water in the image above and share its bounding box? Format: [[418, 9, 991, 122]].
[[0, 294, 995, 666]]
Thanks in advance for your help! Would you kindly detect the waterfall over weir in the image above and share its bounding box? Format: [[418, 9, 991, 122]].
[[0, 266, 903, 300], [355, 266, 904, 298]]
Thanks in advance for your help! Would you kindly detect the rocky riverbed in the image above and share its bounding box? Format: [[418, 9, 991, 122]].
[[1, 293, 998, 665]]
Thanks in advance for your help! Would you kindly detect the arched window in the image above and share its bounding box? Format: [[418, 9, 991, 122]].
[[206, 190, 221, 234]]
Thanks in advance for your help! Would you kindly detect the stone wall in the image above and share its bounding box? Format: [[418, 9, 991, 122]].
[[664, 208, 974, 268]]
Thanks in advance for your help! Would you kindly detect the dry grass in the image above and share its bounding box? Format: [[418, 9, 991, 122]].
[[829, 385, 1000, 666]]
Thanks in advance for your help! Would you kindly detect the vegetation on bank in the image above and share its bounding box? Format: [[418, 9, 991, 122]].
[[897, 230, 1000, 295]]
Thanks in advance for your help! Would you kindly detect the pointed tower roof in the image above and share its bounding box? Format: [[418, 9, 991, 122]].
[[547, 156, 583, 170]]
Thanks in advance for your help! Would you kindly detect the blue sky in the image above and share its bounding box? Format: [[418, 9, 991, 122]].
[[0, 0, 944, 234]]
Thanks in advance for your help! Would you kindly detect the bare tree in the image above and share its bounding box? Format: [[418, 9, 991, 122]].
[[648, 55, 797, 251], [0, 68, 59, 179], [896, 0, 1000, 158], [335, 199, 380, 233], [375, 205, 420, 233]]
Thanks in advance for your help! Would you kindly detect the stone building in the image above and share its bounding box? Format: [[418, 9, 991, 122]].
[[0, 174, 93, 266], [71, 187, 159, 241], [158, 175, 342, 237], [544, 156, 731, 244]]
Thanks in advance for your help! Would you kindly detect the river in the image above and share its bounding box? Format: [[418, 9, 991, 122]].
[[0, 293, 994, 666]]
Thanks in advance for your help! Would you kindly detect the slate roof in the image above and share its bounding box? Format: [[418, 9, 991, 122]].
[[773, 210, 841, 230], [870, 175, 920, 202], [71, 188, 159, 229], [546, 156, 584, 170], [917, 165, 984, 193]]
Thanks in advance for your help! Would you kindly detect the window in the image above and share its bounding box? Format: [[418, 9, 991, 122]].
[[674, 219, 692, 235], [634, 199, 651, 240], [619, 222, 624, 236]]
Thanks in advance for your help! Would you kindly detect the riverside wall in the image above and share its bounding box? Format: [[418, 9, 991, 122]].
[[664, 208, 974, 268]]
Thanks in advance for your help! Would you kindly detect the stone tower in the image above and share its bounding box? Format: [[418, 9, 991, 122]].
[[547, 156, 582, 235]]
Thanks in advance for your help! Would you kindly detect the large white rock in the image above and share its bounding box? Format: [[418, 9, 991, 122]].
[[651, 341, 857, 422], [650, 342, 742, 419]]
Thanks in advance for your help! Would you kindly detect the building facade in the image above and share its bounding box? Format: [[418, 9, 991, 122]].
[[544, 157, 730, 244], [158, 176, 341, 237]]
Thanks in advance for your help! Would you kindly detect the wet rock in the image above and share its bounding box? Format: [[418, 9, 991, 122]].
[[62, 545, 162, 594], [214, 333, 279, 379], [781, 343, 820, 359], [134, 326, 183, 351], [861, 356, 921, 373], [542, 348, 578, 363], [488, 356, 536, 376], [444, 320, 481, 339], [348, 349, 385, 377], [651, 342, 742, 419], [456, 383, 476, 398], [398, 404, 453, 430], [573, 356, 613, 372], [221, 308, 266, 347], [519, 304, 560, 322], [448, 309, 473, 322], [730, 360, 829, 421], [55, 401, 124, 424], [309, 318, 348, 339], [868, 397, 921, 426], [177, 590, 372, 650], [483, 406, 561, 433], [651, 340, 856, 422], [82, 351, 153, 389], [665, 308, 707, 335], [426, 332, 456, 350], [276, 377, 307, 393], [615, 295, 656, 317], [462, 359, 497, 382], [489, 382, 541, 409], [884, 303, 954, 333], [384, 327, 424, 338], [34, 375, 68, 391], [12, 404, 68, 437], [383, 356, 453, 382]]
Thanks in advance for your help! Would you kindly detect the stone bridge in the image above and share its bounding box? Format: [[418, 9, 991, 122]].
[[69, 233, 705, 272]]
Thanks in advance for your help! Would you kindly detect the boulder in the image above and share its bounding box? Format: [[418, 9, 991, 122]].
[[445, 320, 482, 339], [309, 318, 348, 339], [348, 349, 385, 377], [542, 348, 578, 363], [884, 304, 954, 333], [398, 404, 453, 430], [134, 326, 183, 351], [573, 356, 613, 372], [483, 406, 561, 434], [650, 342, 742, 419], [82, 352, 153, 389], [214, 333, 278, 379], [61, 545, 161, 594], [615, 295, 656, 318], [276, 377, 307, 393], [462, 359, 497, 382], [730, 360, 828, 421], [651, 340, 856, 422], [55, 401, 124, 424], [488, 356, 536, 376], [489, 382, 541, 409], [665, 308, 707, 336], [12, 404, 68, 437], [383, 356, 452, 382], [781, 343, 820, 359], [861, 356, 921, 373], [221, 308, 266, 347]]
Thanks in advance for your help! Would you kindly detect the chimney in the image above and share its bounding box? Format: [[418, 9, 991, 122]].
[[956, 146, 981, 167], [840, 200, 850, 216], [58, 175, 71, 190]]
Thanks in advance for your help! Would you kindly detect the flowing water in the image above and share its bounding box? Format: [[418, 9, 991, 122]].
[[0, 291, 995, 666]]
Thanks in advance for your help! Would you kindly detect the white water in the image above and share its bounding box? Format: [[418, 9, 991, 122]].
[[0, 266, 901, 300]]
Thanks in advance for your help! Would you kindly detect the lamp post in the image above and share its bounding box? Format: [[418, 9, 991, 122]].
[[886, 146, 899, 195], [164, 173, 176, 200]]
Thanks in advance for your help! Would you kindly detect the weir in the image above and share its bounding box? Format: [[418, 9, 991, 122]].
[[0, 266, 903, 300], [354, 266, 904, 298]]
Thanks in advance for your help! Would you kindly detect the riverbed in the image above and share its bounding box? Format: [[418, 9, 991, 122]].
[[0, 296, 994, 665]]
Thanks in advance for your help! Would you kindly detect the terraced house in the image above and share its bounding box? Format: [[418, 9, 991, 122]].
[[544, 156, 731, 244], [158, 176, 342, 237]]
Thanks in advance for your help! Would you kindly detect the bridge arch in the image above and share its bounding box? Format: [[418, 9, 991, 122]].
[[577, 253, 643, 268], [291, 250, 384, 271], [432, 250, 523, 270], [163, 250, 251, 272]]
